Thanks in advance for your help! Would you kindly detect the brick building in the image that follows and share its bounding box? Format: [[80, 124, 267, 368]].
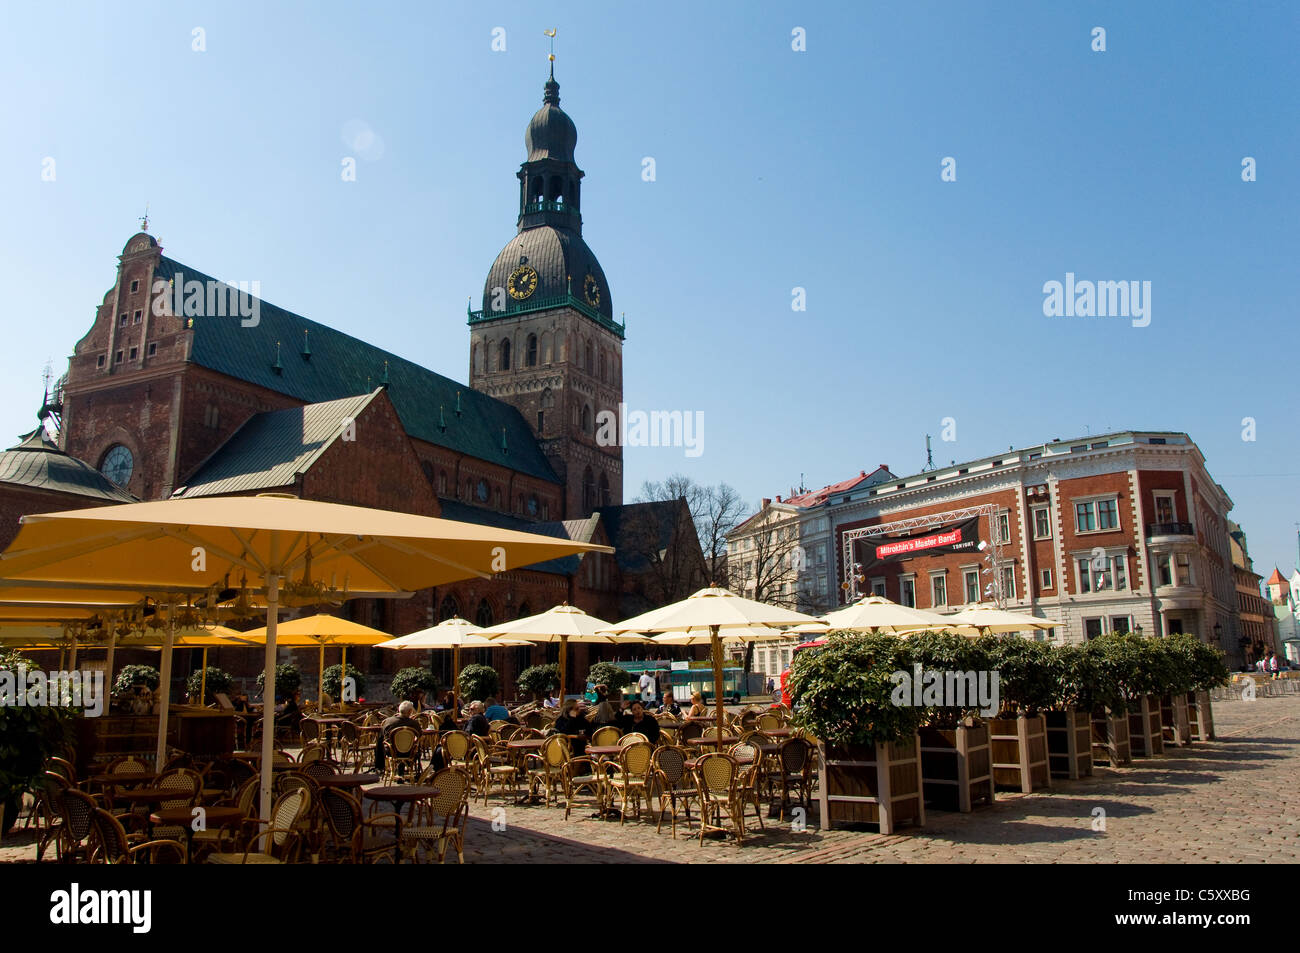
[[1228, 523, 1276, 666], [26, 67, 703, 698]]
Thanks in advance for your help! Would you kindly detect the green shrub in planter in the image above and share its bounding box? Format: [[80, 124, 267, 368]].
[[322, 664, 366, 701], [390, 666, 438, 704], [903, 631, 995, 725], [185, 667, 233, 706], [1162, 633, 1230, 692], [458, 664, 500, 702], [518, 663, 561, 701], [0, 648, 76, 832], [256, 663, 301, 700], [1103, 633, 1170, 699], [788, 632, 927, 747], [586, 661, 632, 694], [980, 635, 1057, 714], [113, 664, 160, 696], [1148, 636, 1196, 694], [1052, 640, 1126, 714]]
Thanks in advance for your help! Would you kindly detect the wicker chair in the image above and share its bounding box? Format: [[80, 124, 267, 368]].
[[591, 725, 621, 747], [299, 718, 320, 748], [47, 756, 77, 786], [88, 808, 186, 864], [471, 735, 518, 805], [206, 788, 308, 864], [728, 742, 766, 834], [400, 767, 471, 864], [692, 753, 745, 844], [757, 712, 783, 732], [651, 746, 693, 839], [561, 749, 604, 821], [607, 741, 654, 824], [441, 730, 473, 769], [33, 772, 70, 862], [385, 726, 421, 782], [657, 727, 679, 747], [318, 787, 402, 864], [142, 768, 203, 842], [524, 735, 571, 806], [338, 721, 363, 770], [55, 788, 100, 863], [776, 737, 813, 819], [190, 776, 260, 858], [618, 732, 649, 747], [679, 721, 704, 745]]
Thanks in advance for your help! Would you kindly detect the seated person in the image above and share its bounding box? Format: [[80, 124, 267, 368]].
[[274, 689, 301, 726], [686, 691, 708, 718], [543, 691, 561, 709], [656, 691, 682, 719], [231, 691, 252, 712], [553, 700, 591, 754], [587, 685, 619, 727], [464, 701, 492, 737], [617, 701, 660, 744], [437, 709, 459, 732], [375, 700, 425, 775], [482, 697, 513, 723]]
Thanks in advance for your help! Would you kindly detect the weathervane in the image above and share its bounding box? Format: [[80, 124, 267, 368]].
[[139, 203, 150, 232], [545, 28, 556, 73]]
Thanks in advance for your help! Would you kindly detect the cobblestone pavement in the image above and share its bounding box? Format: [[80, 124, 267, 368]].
[[3, 695, 1295, 864]]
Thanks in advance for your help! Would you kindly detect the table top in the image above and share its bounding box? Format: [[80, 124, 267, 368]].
[[90, 772, 159, 786], [585, 745, 623, 757], [305, 716, 351, 724], [316, 772, 381, 788], [763, 728, 793, 738], [150, 806, 244, 826], [507, 739, 545, 749], [361, 785, 440, 802], [688, 736, 738, 746], [114, 787, 174, 803]]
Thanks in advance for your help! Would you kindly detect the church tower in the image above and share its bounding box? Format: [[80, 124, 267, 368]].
[[469, 63, 625, 518]]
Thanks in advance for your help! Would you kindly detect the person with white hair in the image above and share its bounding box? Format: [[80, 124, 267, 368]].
[[374, 700, 421, 774]]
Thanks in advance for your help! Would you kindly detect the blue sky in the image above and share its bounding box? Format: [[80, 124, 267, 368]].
[[2, 1, 1297, 575]]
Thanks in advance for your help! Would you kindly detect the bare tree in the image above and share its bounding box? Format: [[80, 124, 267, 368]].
[[729, 513, 801, 609], [616, 498, 706, 609], [637, 476, 745, 587]]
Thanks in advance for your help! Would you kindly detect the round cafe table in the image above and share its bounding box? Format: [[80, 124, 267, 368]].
[[688, 736, 738, 749], [584, 745, 623, 758], [149, 805, 244, 862], [90, 771, 160, 789], [763, 728, 793, 739], [316, 772, 381, 789], [361, 785, 441, 863], [113, 787, 174, 805]]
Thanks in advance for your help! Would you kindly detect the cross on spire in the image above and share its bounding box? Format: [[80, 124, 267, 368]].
[[544, 28, 556, 76], [139, 203, 150, 232]]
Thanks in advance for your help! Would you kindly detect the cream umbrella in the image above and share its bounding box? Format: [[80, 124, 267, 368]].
[[236, 614, 393, 708], [0, 494, 611, 823], [814, 595, 961, 635], [941, 603, 1058, 635], [479, 603, 648, 704], [376, 617, 530, 708], [598, 587, 820, 731]]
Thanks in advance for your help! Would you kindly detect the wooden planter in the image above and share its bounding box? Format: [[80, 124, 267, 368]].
[[1127, 695, 1164, 758], [818, 734, 925, 834], [1090, 709, 1132, 766], [1160, 694, 1191, 747], [1188, 691, 1215, 741], [988, 714, 1051, 793], [918, 721, 995, 812], [1045, 709, 1093, 779]]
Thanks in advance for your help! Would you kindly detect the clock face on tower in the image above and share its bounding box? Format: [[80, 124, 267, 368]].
[[100, 444, 133, 487], [583, 274, 601, 308], [508, 265, 538, 300]]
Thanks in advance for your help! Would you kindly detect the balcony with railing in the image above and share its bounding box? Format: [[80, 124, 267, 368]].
[[467, 293, 626, 340], [1146, 521, 1194, 539], [519, 200, 582, 225]]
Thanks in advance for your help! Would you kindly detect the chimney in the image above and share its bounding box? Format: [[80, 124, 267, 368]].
[[761, 498, 771, 508], [860, 470, 866, 477], [776, 495, 782, 503]]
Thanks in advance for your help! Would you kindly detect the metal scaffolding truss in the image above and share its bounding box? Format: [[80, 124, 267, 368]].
[[839, 503, 1008, 606]]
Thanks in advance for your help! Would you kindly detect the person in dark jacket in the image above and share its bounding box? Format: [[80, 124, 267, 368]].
[[465, 701, 492, 737], [618, 701, 660, 744], [375, 700, 424, 775], [554, 700, 591, 755]]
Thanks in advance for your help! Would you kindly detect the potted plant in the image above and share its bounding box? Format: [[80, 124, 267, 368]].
[[0, 649, 77, 834], [1044, 643, 1097, 778], [322, 663, 367, 703], [1075, 637, 1131, 767], [789, 632, 927, 833], [904, 631, 995, 812], [1111, 633, 1165, 757], [982, 636, 1054, 793], [518, 663, 561, 704], [255, 663, 302, 701], [458, 663, 500, 703], [586, 661, 633, 698], [185, 667, 233, 707], [1170, 634, 1229, 741], [390, 666, 438, 705], [1151, 637, 1195, 746]]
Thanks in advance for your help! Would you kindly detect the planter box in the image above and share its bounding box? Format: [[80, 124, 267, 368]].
[[918, 721, 995, 812], [988, 714, 1051, 793], [1188, 691, 1215, 741], [1045, 709, 1093, 779], [1160, 694, 1191, 747], [1090, 709, 1132, 766], [818, 734, 925, 834], [1128, 695, 1164, 758]]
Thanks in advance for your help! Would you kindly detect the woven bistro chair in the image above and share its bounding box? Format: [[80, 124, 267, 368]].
[[692, 752, 745, 845], [757, 712, 783, 732], [591, 725, 621, 747], [337, 721, 363, 770], [606, 741, 654, 824], [678, 721, 704, 746], [738, 708, 760, 731], [401, 767, 472, 864], [206, 788, 308, 864], [524, 734, 571, 806], [776, 737, 813, 819], [318, 787, 402, 864], [88, 808, 186, 864], [488, 719, 511, 737], [524, 710, 546, 731], [191, 776, 260, 858], [618, 732, 649, 747], [33, 772, 71, 862], [47, 756, 77, 786], [385, 726, 422, 782], [471, 735, 519, 805], [140, 768, 203, 842], [728, 741, 766, 834], [299, 718, 320, 748], [657, 726, 679, 747], [651, 746, 693, 839], [441, 730, 474, 769], [55, 788, 100, 863]]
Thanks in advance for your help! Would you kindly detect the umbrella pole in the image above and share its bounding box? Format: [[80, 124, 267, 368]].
[[105, 633, 116, 695], [69, 632, 77, 671], [200, 647, 209, 706], [453, 646, 460, 711], [259, 535, 281, 828], [341, 645, 347, 703], [155, 604, 176, 771], [711, 624, 725, 736], [318, 644, 324, 709], [560, 634, 567, 703]]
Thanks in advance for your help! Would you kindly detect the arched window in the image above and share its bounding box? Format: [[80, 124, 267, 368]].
[[581, 404, 591, 434], [541, 332, 553, 364], [582, 467, 595, 511], [517, 602, 531, 620], [526, 334, 537, 367], [439, 596, 460, 622], [598, 350, 606, 383], [599, 472, 611, 507], [540, 388, 554, 409], [438, 470, 448, 495], [500, 338, 511, 371], [585, 338, 594, 375], [472, 343, 483, 375], [475, 598, 494, 627]]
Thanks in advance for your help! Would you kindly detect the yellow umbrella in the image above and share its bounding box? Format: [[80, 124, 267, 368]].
[[237, 614, 392, 707], [599, 587, 820, 730], [0, 494, 612, 823], [376, 617, 531, 707], [480, 603, 648, 703]]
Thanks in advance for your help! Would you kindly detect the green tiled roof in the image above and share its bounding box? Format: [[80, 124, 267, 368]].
[[0, 428, 136, 502], [436, 498, 581, 575], [155, 257, 559, 484], [176, 393, 377, 498]]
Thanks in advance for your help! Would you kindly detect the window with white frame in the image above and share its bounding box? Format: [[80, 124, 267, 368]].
[[1110, 616, 1131, 634], [1040, 568, 1053, 589], [1000, 566, 1016, 600], [900, 575, 916, 608], [1175, 553, 1193, 586], [1074, 496, 1121, 533], [1032, 505, 1051, 539], [963, 569, 980, 604], [1153, 491, 1176, 524], [870, 577, 886, 597], [997, 512, 1011, 543], [931, 572, 947, 607], [1156, 554, 1173, 586], [1076, 553, 1128, 593]]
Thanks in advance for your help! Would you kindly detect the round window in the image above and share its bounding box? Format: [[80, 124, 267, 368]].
[[100, 444, 134, 487], [476, 479, 489, 503]]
